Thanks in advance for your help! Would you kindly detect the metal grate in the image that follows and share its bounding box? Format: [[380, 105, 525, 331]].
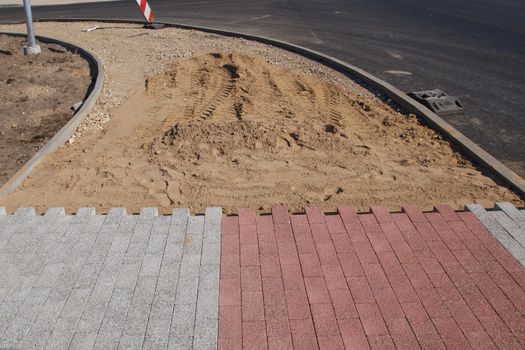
[[408, 89, 464, 115]]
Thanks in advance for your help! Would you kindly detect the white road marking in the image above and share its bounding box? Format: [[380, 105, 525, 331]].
[[383, 70, 412, 76], [229, 14, 272, 24]]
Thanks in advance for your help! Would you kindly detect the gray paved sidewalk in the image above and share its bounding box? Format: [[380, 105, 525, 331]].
[[0, 207, 221, 350]]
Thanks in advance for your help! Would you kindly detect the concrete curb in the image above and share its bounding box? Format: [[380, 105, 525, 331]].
[[0, 31, 104, 196], [2, 18, 524, 199]]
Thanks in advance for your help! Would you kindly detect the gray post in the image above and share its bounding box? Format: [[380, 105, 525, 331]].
[[23, 0, 41, 55]]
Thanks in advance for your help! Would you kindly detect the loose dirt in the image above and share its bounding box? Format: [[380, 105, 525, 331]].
[[0, 22, 521, 214], [0, 34, 91, 187]]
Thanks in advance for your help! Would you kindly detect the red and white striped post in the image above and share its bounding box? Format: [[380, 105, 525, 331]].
[[135, 0, 154, 23]]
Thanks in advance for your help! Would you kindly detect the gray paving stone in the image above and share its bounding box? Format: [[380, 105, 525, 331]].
[[145, 216, 170, 255], [495, 202, 525, 229], [75, 208, 97, 216], [0, 300, 24, 339], [490, 211, 525, 247], [203, 224, 221, 244], [69, 331, 97, 350], [46, 310, 90, 348], [156, 261, 181, 292], [165, 210, 188, 271], [13, 207, 36, 216], [161, 242, 183, 268], [74, 215, 123, 290], [44, 317, 79, 349], [108, 208, 127, 216], [93, 327, 123, 350], [0, 288, 8, 303], [102, 287, 134, 321], [196, 208, 221, 350], [34, 262, 66, 289], [187, 215, 205, 236], [19, 318, 58, 349], [195, 265, 219, 348], [45, 213, 124, 348], [118, 334, 144, 349], [93, 288, 133, 350], [169, 303, 196, 350], [123, 214, 156, 265], [195, 287, 219, 321], [183, 216, 204, 258], [0, 211, 46, 261], [168, 335, 193, 350], [204, 207, 222, 226], [72, 207, 96, 225], [179, 254, 202, 278], [466, 204, 525, 265], [1, 215, 71, 310], [143, 291, 174, 350], [45, 207, 66, 216], [0, 210, 7, 238], [58, 288, 91, 319], [140, 253, 164, 278], [0, 214, 84, 347], [0, 213, 53, 264], [119, 276, 157, 343], [183, 237, 204, 255], [198, 264, 220, 291], [0, 288, 49, 348], [172, 208, 190, 230], [108, 216, 138, 255], [141, 218, 170, 279], [20, 216, 103, 349], [193, 316, 218, 350], [175, 276, 199, 305], [75, 281, 114, 334], [203, 207, 221, 245], [201, 242, 221, 266], [115, 263, 141, 290], [139, 207, 159, 222]]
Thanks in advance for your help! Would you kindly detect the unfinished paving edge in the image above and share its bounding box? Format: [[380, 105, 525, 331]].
[[0, 31, 104, 197]]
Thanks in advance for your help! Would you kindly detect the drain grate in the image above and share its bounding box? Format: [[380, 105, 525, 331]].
[[408, 89, 464, 115]]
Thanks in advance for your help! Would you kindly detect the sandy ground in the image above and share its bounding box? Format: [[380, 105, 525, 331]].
[[0, 22, 521, 214], [0, 34, 90, 186]]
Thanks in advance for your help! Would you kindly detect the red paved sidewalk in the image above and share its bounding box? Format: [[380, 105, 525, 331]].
[[218, 205, 525, 349]]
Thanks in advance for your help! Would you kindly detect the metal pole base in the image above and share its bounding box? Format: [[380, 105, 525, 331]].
[[143, 23, 165, 30], [23, 44, 41, 56]]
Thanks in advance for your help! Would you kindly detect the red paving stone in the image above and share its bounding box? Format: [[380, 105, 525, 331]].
[[219, 205, 525, 349]]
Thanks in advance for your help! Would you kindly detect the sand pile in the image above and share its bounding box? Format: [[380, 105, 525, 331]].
[[2, 51, 518, 213]]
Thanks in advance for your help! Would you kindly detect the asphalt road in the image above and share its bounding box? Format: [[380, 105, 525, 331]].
[[2, 0, 525, 177]]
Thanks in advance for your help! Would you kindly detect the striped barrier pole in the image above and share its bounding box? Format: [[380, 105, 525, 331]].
[[134, 0, 154, 23]]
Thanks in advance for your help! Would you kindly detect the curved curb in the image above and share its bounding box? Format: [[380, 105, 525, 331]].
[[0, 31, 104, 196], [2, 18, 524, 199]]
